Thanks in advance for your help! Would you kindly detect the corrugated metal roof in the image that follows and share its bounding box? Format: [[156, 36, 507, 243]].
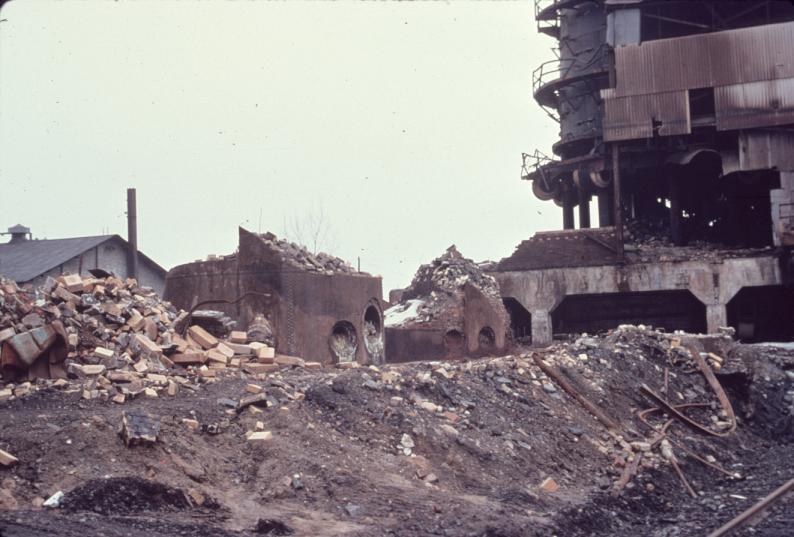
[[603, 89, 690, 142], [715, 77, 794, 131], [615, 21, 794, 97], [0, 235, 166, 283]]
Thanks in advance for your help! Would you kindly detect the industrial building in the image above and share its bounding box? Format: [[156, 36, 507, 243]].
[[493, 0, 794, 345]]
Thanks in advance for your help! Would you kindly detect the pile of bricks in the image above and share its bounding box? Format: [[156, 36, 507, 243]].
[[258, 231, 359, 275], [0, 274, 319, 404]]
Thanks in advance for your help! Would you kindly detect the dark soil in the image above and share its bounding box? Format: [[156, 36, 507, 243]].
[[0, 328, 792, 536]]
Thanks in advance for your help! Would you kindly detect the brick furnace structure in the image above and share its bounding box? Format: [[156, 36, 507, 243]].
[[385, 247, 509, 362], [494, 1, 794, 345], [164, 228, 384, 365]]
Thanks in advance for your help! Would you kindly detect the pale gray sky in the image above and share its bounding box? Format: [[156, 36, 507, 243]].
[[0, 0, 558, 294]]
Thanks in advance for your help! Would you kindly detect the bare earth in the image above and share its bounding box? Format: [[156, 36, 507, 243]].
[[1, 327, 792, 537]]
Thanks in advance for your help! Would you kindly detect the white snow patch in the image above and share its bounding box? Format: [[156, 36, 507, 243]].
[[384, 299, 424, 327], [751, 341, 794, 350]]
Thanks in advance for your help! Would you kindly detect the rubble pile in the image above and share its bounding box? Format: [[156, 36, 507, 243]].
[[0, 274, 317, 404], [259, 231, 358, 275], [405, 245, 500, 299], [386, 246, 501, 326], [0, 323, 792, 535], [624, 218, 775, 262]]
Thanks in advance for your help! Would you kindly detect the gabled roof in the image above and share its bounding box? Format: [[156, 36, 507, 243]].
[[0, 234, 166, 283]]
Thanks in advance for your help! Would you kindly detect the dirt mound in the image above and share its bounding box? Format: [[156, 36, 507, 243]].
[[0, 325, 792, 536], [63, 477, 189, 515]]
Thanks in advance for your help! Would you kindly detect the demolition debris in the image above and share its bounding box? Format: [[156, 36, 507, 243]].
[[0, 322, 792, 536], [0, 274, 320, 405]]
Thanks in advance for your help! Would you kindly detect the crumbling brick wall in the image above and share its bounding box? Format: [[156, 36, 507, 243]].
[[164, 228, 384, 365]]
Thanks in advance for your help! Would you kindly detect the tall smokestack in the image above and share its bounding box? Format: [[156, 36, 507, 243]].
[[127, 188, 139, 280]]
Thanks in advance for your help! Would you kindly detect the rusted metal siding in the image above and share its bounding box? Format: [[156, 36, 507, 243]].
[[615, 21, 794, 97], [603, 89, 690, 142], [738, 130, 794, 172], [715, 77, 794, 131]]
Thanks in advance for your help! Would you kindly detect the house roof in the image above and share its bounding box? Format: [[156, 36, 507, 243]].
[[0, 234, 166, 283]]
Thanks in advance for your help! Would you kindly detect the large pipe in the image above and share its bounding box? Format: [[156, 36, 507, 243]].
[[127, 188, 139, 280]]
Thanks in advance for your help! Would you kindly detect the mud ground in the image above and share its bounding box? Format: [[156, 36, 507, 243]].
[[0, 328, 792, 536]]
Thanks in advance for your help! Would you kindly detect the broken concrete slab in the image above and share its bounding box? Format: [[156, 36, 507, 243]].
[[120, 410, 160, 447]]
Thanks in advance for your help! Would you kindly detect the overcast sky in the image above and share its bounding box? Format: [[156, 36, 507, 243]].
[[0, 0, 559, 295]]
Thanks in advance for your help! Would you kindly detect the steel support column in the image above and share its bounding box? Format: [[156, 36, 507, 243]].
[[562, 189, 575, 230], [668, 174, 684, 246]]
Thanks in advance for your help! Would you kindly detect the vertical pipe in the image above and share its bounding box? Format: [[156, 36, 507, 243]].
[[562, 188, 575, 230], [598, 190, 613, 227], [668, 174, 684, 246], [127, 188, 139, 280], [578, 188, 591, 229], [612, 144, 624, 260]]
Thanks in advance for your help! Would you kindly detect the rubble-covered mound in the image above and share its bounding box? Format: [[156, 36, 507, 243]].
[[386, 246, 502, 328], [404, 245, 500, 300], [258, 231, 359, 275], [0, 324, 792, 536]]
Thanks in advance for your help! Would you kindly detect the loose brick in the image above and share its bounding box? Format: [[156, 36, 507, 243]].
[[93, 347, 115, 360], [135, 334, 161, 356], [182, 418, 199, 431], [229, 331, 248, 344], [216, 342, 235, 359], [206, 348, 228, 364], [275, 355, 304, 367], [244, 363, 279, 375], [257, 346, 275, 360], [246, 431, 273, 442], [245, 383, 263, 394], [62, 274, 84, 293], [171, 352, 207, 365], [187, 325, 218, 350], [81, 364, 106, 376]]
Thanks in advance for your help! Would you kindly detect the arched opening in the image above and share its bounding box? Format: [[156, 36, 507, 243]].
[[502, 297, 532, 344], [727, 286, 794, 343], [443, 329, 465, 355], [551, 290, 707, 336], [478, 326, 496, 354], [329, 321, 357, 363], [362, 303, 384, 364]]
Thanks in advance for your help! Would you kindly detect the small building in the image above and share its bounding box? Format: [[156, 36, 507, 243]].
[[0, 225, 166, 295], [164, 228, 385, 365]]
